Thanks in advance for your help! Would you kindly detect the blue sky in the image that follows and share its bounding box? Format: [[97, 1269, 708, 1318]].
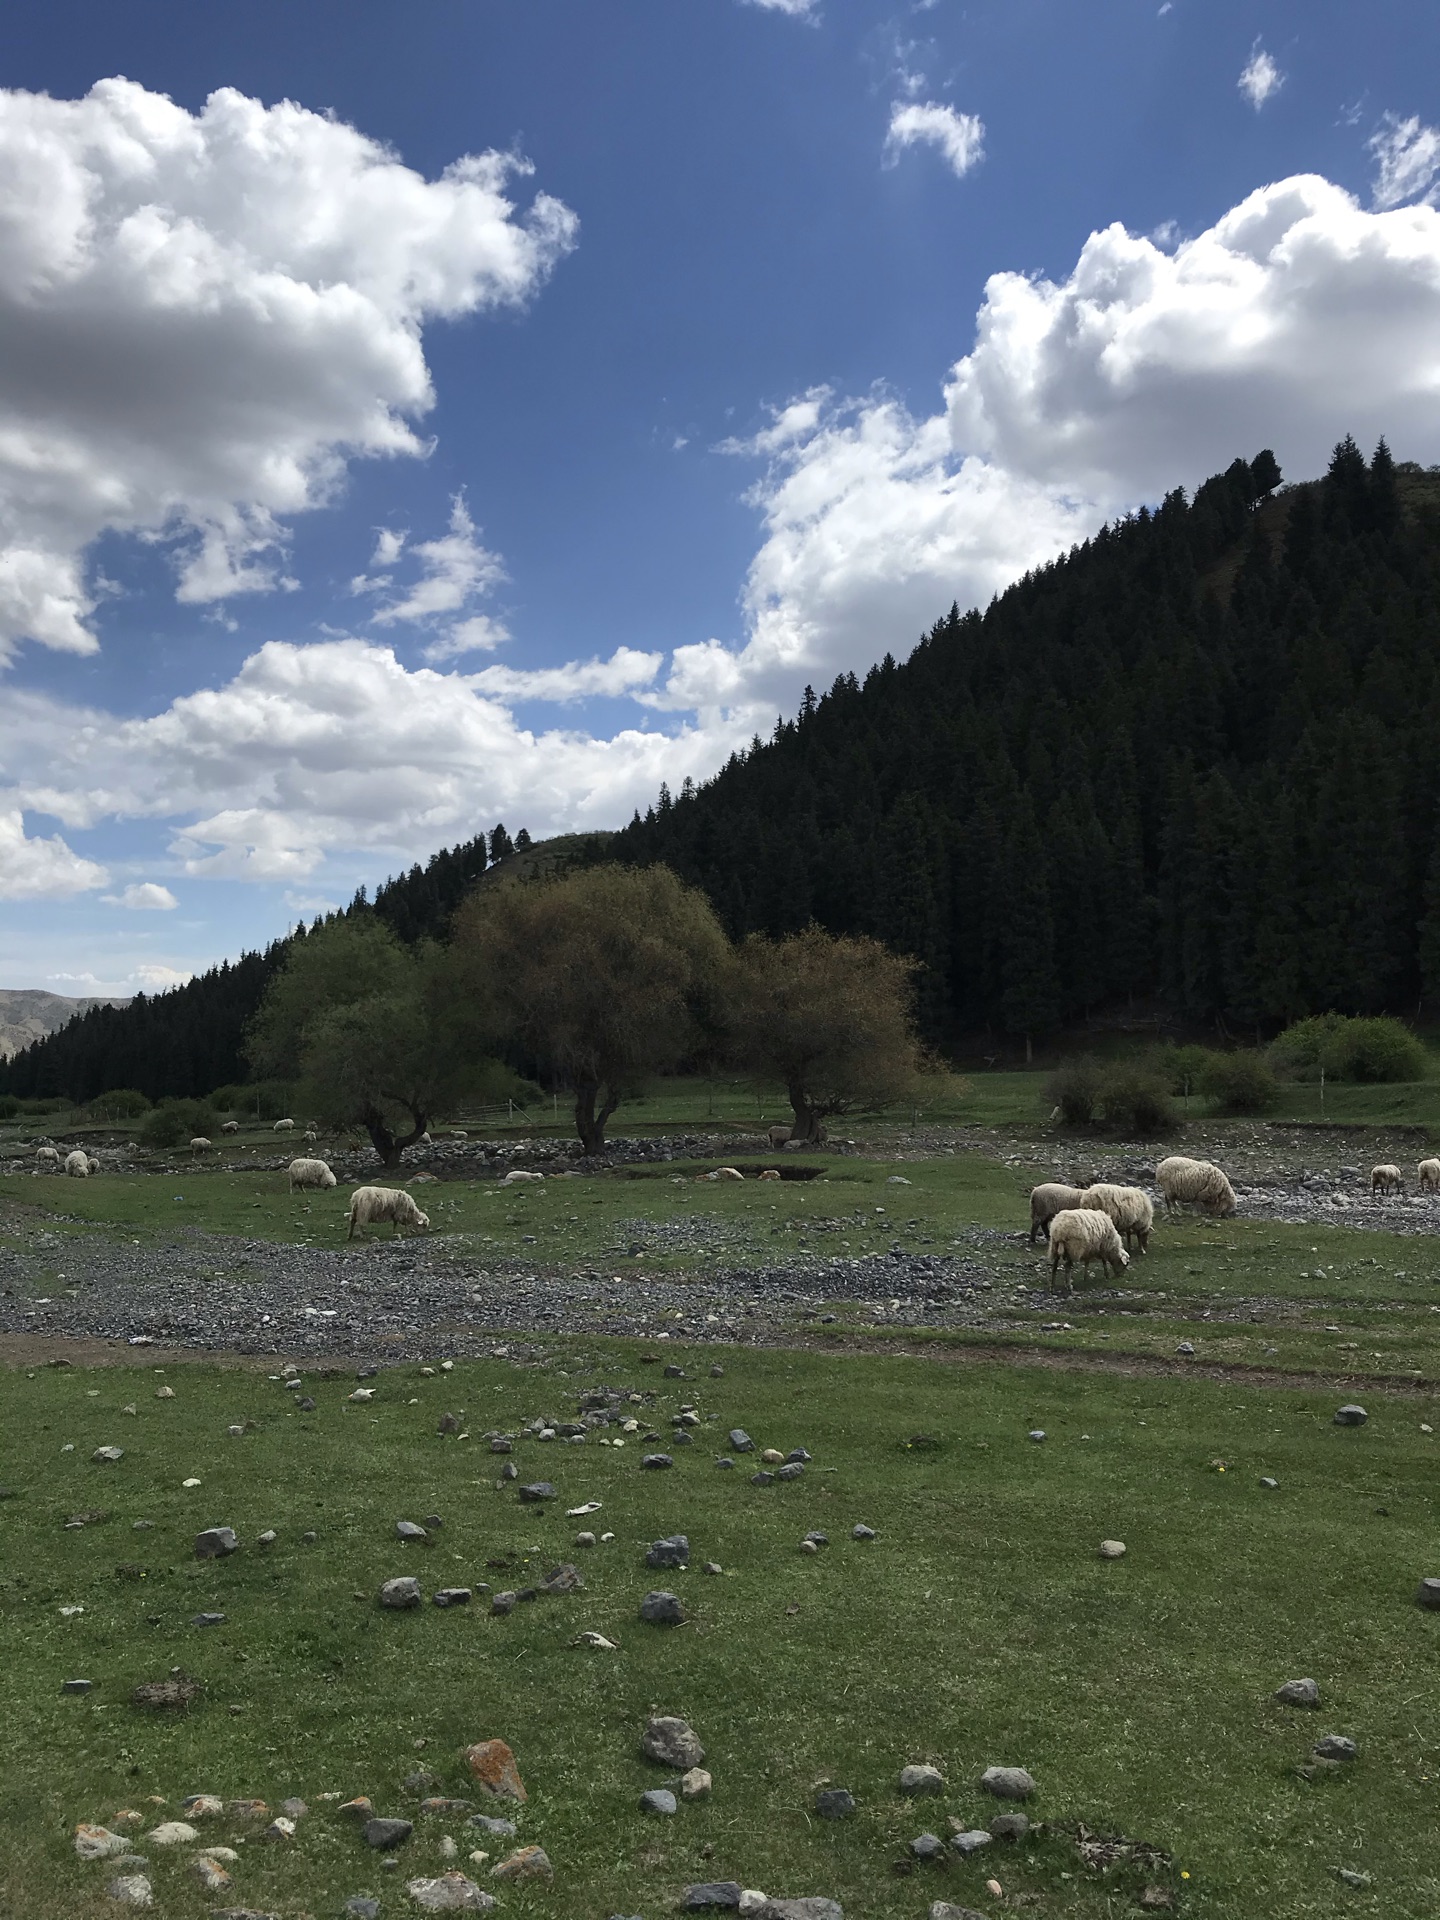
[[2, 0, 1440, 994]]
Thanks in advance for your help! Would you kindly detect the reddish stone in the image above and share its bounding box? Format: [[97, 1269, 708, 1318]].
[[463, 1739, 527, 1801]]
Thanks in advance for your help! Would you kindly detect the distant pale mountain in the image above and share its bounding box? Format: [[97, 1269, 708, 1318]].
[[0, 989, 131, 1062]]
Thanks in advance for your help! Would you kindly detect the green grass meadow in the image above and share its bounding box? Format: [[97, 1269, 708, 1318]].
[[3, 1345, 1439, 1919]]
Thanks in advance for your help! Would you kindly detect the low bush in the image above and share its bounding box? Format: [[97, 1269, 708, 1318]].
[[1198, 1050, 1280, 1114], [139, 1099, 217, 1149], [1151, 1043, 1214, 1098], [1046, 1056, 1106, 1126], [89, 1088, 150, 1121], [1271, 1013, 1427, 1083], [1096, 1067, 1178, 1135]]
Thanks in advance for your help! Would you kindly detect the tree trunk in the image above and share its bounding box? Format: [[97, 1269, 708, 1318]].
[[574, 1080, 620, 1156], [787, 1082, 820, 1144], [1025, 1032, 1033, 1066], [363, 1099, 427, 1169]]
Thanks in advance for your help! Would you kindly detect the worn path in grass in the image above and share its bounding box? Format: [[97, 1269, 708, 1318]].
[[3, 1341, 1439, 1920]]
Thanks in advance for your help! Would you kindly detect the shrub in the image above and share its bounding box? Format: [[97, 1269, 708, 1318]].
[[90, 1088, 150, 1121], [1271, 1013, 1426, 1084], [1096, 1067, 1178, 1135], [1150, 1043, 1214, 1098], [1198, 1050, 1280, 1114], [139, 1099, 217, 1149], [1046, 1057, 1106, 1126], [0, 1095, 18, 1121]]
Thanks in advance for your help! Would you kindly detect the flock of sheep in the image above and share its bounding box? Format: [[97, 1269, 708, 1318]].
[[1030, 1154, 1237, 1291]]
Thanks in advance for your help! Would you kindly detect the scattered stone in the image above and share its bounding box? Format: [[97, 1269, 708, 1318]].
[[1274, 1678, 1321, 1708], [640, 1788, 677, 1816], [464, 1739, 527, 1801], [260, 1817, 295, 1841], [1138, 1888, 1173, 1911], [681, 1767, 712, 1799], [1333, 1868, 1373, 1889], [852, 1524, 876, 1541], [716, 1458, 735, 1470], [145, 1821, 199, 1847], [466, 1814, 517, 1838], [490, 1845, 553, 1881], [980, 1766, 1035, 1800], [800, 1540, 817, 1555], [777, 1464, 805, 1481], [710, 1364, 725, 1377], [643, 1715, 705, 1768], [950, 1830, 993, 1855], [641, 1453, 674, 1470], [490, 1591, 517, 1615], [989, 1812, 1029, 1840], [379, 1577, 423, 1609], [365, 1817, 415, 1848], [729, 1429, 754, 1453], [572, 1630, 618, 1650], [1098, 1540, 1126, 1559], [227, 1802, 270, 1821], [191, 1612, 227, 1627], [339, 1798, 375, 1820], [639, 1589, 685, 1625], [397, 1520, 429, 1541], [75, 1824, 131, 1861], [1312, 1735, 1357, 1762], [685, 1886, 743, 1909], [92, 1447, 125, 1464], [1028, 1430, 1045, 1443], [647, 1534, 690, 1569], [406, 1870, 496, 1909], [106, 1875, 152, 1907], [761, 1448, 785, 1465], [420, 1798, 473, 1816], [433, 1588, 472, 1608], [928, 1907, 987, 1920], [438, 1413, 461, 1434], [257, 1529, 277, 1546], [1176, 1342, 1195, 1357], [815, 1788, 854, 1819], [517, 1483, 555, 1503], [1260, 1477, 1279, 1489], [910, 1833, 945, 1859], [191, 1856, 232, 1892], [181, 1795, 224, 1818], [750, 1471, 774, 1486], [664, 1364, 686, 1378], [345, 1903, 381, 1920], [755, 1902, 843, 1920], [542, 1562, 583, 1593], [574, 1530, 597, 1548], [1416, 1577, 1440, 1610], [703, 1560, 723, 1575], [62, 1678, 94, 1695], [899, 1764, 944, 1795]]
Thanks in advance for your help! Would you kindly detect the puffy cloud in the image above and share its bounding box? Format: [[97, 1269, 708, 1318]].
[[470, 648, 663, 704], [742, 0, 818, 15], [353, 495, 507, 628], [1238, 43, 1283, 111], [103, 881, 178, 910], [1370, 113, 1440, 210], [883, 101, 985, 178], [0, 806, 108, 899], [0, 77, 576, 664]]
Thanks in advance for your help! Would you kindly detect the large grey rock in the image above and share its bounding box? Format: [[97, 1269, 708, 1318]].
[[106, 1877, 152, 1908], [989, 1812, 1029, 1840], [1334, 1405, 1368, 1426], [433, 1588, 472, 1608], [517, 1483, 555, 1503], [364, 1817, 414, 1848], [641, 1454, 674, 1471], [1311, 1734, 1357, 1762], [466, 1815, 517, 1837], [639, 1589, 685, 1625], [378, 1577, 422, 1609], [194, 1527, 238, 1559], [405, 1872, 495, 1910], [640, 1789, 677, 1816], [910, 1833, 945, 1859], [755, 1903, 843, 1920], [396, 1520, 428, 1541], [344, 1903, 381, 1920], [929, 1907, 988, 1920], [646, 1534, 690, 1569], [980, 1765, 1036, 1800], [898, 1763, 944, 1795], [684, 1886, 743, 1909], [643, 1715, 705, 1768], [949, 1830, 993, 1855], [852, 1524, 876, 1541], [729, 1429, 755, 1453], [1416, 1576, 1440, 1610], [1274, 1678, 1320, 1708], [814, 1788, 854, 1820]]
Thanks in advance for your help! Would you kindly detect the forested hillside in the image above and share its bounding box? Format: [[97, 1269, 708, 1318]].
[[610, 439, 1440, 1044]]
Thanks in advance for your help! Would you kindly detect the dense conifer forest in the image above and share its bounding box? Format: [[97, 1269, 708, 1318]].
[[8, 437, 1440, 1099]]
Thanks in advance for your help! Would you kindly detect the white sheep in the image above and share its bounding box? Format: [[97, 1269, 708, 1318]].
[[1419, 1158, 1440, 1193], [1048, 1208, 1130, 1290], [221, 1120, 240, 1133], [1080, 1183, 1155, 1254], [758, 1168, 782, 1181], [64, 1149, 90, 1177], [35, 1146, 60, 1170], [500, 1169, 545, 1186], [1371, 1164, 1403, 1195], [1156, 1155, 1237, 1217], [86, 1154, 100, 1174], [189, 1136, 212, 1155], [303, 1128, 318, 1143], [1028, 1182, 1090, 1245], [288, 1157, 337, 1194], [450, 1129, 468, 1139], [767, 1124, 792, 1149], [273, 1118, 294, 1132], [347, 1185, 430, 1239]]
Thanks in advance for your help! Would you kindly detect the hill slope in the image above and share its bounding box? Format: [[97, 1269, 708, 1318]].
[[0, 989, 130, 1063], [608, 439, 1440, 1042]]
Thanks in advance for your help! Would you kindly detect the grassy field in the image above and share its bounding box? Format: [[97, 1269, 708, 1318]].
[[2, 1343, 1438, 1920]]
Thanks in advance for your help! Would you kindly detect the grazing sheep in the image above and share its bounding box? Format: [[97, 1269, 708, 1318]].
[[715, 1167, 744, 1182], [500, 1169, 545, 1186], [35, 1146, 60, 1170], [1156, 1155, 1237, 1217], [450, 1129, 468, 1140], [758, 1168, 782, 1181], [1028, 1182, 1090, 1245], [64, 1149, 90, 1177], [221, 1120, 240, 1133], [1419, 1158, 1440, 1193], [1371, 1164, 1403, 1195], [85, 1155, 100, 1175], [1080, 1183, 1155, 1254], [1048, 1208, 1131, 1290], [347, 1185, 430, 1239], [303, 1128, 318, 1143], [767, 1125, 792, 1149], [189, 1136, 212, 1155], [288, 1157, 337, 1194], [273, 1118, 294, 1132]]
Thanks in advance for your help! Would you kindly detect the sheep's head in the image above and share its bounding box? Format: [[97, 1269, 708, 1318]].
[[415, 1211, 431, 1231], [1117, 1248, 1131, 1268]]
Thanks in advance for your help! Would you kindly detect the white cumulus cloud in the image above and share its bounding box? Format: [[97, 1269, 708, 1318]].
[[0, 806, 108, 899], [884, 101, 985, 178], [742, 0, 818, 15], [103, 881, 178, 910], [353, 495, 507, 629], [1238, 42, 1283, 110], [0, 77, 576, 665], [1370, 113, 1440, 210]]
